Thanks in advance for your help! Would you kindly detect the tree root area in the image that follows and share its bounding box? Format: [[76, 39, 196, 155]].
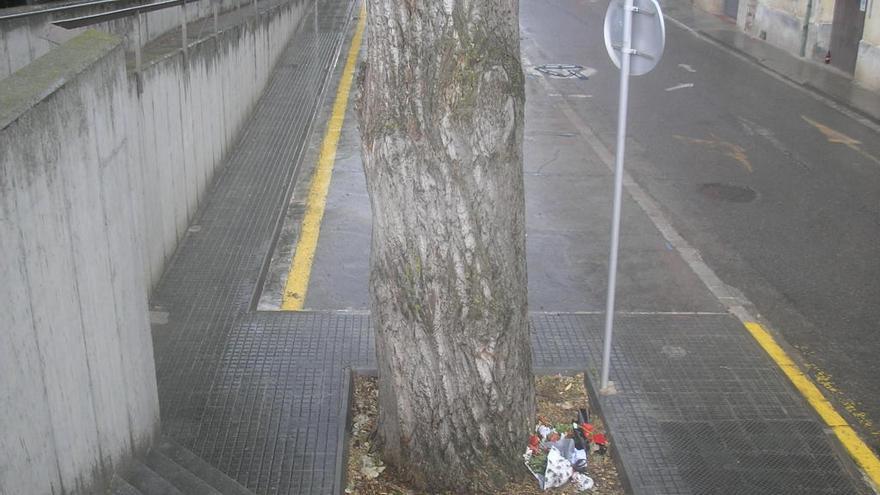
[[346, 373, 625, 494]]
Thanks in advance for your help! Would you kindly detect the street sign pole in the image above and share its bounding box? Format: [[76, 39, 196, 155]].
[[600, 0, 634, 394], [601, 0, 665, 393]]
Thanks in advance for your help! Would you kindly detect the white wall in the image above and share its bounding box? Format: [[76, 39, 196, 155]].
[[135, 0, 307, 286], [744, 0, 805, 54], [855, 0, 880, 89], [0, 1, 308, 493], [0, 31, 159, 495]]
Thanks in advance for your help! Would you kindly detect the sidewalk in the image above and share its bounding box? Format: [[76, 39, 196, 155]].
[[660, 0, 880, 124], [146, 1, 871, 494]]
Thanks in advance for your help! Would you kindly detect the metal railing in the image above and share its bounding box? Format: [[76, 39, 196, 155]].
[[2, 0, 289, 83], [45, 0, 238, 77], [52, 0, 200, 29], [0, 0, 139, 22]]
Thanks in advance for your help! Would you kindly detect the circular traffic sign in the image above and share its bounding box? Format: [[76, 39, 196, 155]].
[[603, 0, 666, 76]]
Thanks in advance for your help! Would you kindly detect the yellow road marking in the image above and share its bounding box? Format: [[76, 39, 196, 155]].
[[806, 362, 878, 438], [673, 134, 752, 172], [802, 115, 861, 145], [802, 115, 880, 166], [281, 3, 366, 311], [744, 322, 880, 487]]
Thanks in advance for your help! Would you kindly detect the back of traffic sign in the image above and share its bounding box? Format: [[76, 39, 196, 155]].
[[604, 0, 666, 76]]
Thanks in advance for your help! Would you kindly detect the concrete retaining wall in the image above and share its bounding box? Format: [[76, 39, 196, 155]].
[[0, 1, 308, 492], [0, 31, 159, 495], [135, 0, 307, 286]]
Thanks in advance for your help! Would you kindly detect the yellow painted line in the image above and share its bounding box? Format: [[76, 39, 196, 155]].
[[802, 115, 880, 166], [672, 134, 752, 172], [744, 322, 880, 486], [281, 3, 366, 311], [802, 115, 861, 145]]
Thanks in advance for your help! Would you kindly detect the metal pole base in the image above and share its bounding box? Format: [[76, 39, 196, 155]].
[[599, 381, 619, 396]]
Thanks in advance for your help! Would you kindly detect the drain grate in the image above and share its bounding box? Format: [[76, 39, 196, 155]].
[[698, 183, 757, 203]]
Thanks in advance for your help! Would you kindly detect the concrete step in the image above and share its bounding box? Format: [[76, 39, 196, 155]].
[[145, 450, 222, 495], [110, 475, 143, 495], [156, 440, 254, 495], [110, 438, 255, 495], [122, 462, 184, 495]]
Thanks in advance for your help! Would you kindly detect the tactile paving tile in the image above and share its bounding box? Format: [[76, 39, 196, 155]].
[[531, 313, 866, 495]]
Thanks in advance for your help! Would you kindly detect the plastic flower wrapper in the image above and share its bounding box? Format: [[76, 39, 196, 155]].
[[571, 472, 595, 492], [543, 446, 574, 489], [569, 444, 588, 472], [537, 424, 554, 441], [525, 438, 577, 490], [525, 448, 548, 474]]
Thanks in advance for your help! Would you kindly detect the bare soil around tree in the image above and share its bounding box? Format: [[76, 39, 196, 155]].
[[345, 373, 625, 494]]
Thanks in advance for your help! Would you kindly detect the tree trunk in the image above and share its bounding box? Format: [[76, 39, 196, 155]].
[[357, 0, 533, 492]]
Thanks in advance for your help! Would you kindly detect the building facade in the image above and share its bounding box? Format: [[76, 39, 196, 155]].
[[697, 0, 880, 90]]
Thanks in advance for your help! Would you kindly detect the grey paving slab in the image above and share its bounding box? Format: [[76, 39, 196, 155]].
[[531, 313, 866, 495], [170, 309, 598, 487], [155, 303, 594, 495]]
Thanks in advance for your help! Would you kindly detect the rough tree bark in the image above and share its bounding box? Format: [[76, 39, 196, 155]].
[[357, 0, 533, 492]]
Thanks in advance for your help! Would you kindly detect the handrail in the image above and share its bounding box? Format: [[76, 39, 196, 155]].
[[53, 0, 198, 28], [5, 0, 262, 81], [42, 0, 244, 82], [0, 0, 141, 22]]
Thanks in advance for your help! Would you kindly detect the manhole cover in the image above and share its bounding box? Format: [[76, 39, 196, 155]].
[[698, 183, 756, 203], [533, 64, 596, 80]]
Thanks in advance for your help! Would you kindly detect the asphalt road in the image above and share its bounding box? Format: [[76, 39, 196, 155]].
[[520, 0, 880, 453]]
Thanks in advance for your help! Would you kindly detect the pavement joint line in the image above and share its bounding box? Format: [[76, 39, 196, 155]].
[[280, 2, 365, 311], [661, 13, 880, 134], [522, 46, 880, 488]]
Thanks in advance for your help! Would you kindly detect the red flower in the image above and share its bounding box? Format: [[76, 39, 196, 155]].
[[528, 434, 541, 453], [592, 433, 607, 445], [580, 423, 594, 437]]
